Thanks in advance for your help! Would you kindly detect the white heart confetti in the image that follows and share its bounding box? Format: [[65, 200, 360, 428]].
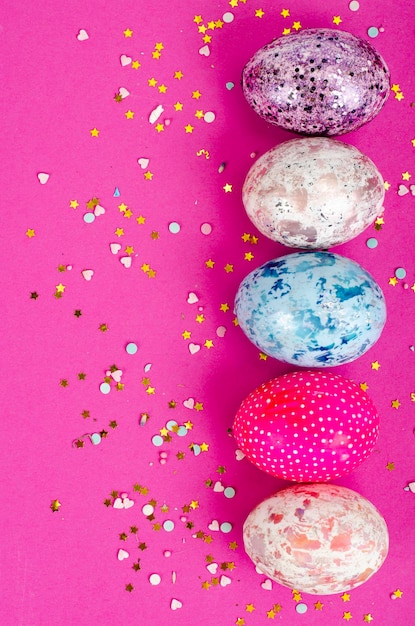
[[213, 481, 224, 493], [183, 398, 195, 409], [110, 369, 123, 382], [81, 269, 94, 281], [199, 45, 210, 57], [410, 185, 415, 196], [110, 243, 121, 255], [220, 575, 232, 587], [404, 481, 415, 493], [76, 29, 89, 41], [170, 599, 182, 611], [208, 520, 219, 531], [118, 87, 130, 99], [206, 563, 218, 575], [398, 184, 409, 196], [113, 497, 124, 509], [120, 54, 132, 66], [117, 549, 130, 561], [261, 578, 273, 591], [37, 172, 49, 184], [120, 256, 132, 268], [94, 204, 105, 216], [149, 104, 164, 124], [235, 449, 245, 461], [187, 292, 199, 304], [188, 343, 201, 355], [137, 157, 150, 169]]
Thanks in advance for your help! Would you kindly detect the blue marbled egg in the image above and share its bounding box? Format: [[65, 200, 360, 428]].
[[235, 252, 386, 367]]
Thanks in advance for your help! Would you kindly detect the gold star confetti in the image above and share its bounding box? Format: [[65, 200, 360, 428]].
[[333, 15, 342, 24], [392, 589, 403, 598], [391, 399, 401, 409], [281, 8, 290, 17], [363, 614, 374, 623], [341, 593, 351, 602], [26, 228, 36, 238], [90, 127, 99, 137], [50, 499, 61, 512], [343, 612, 353, 621], [123, 28, 133, 37], [174, 70, 184, 79], [292, 20, 302, 30], [185, 124, 194, 133], [314, 601, 324, 610], [223, 183, 233, 192], [371, 360, 381, 370], [69, 199, 79, 209], [386, 461, 395, 471], [174, 102, 183, 111], [192, 90, 202, 99]]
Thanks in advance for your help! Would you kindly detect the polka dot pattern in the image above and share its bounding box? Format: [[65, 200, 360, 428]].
[[233, 370, 379, 482]]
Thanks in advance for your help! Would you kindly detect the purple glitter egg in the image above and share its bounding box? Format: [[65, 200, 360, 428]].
[[242, 29, 390, 136]]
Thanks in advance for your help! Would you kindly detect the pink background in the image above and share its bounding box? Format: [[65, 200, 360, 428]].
[[2, 1, 415, 624]]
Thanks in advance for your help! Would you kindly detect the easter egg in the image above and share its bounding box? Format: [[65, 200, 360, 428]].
[[242, 28, 390, 135], [243, 483, 389, 595], [243, 137, 384, 249], [233, 370, 379, 482], [234, 251, 386, 367]]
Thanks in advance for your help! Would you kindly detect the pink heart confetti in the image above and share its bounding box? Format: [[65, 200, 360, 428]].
[[216, 326, 227, 338], [137, 157, 150, 169], [117, 549, 129, 561], [120, 54, 132, 66], [188, 343, 200, 355], [81, 269, 94, 281], [183, 398, 195, 409], [261, 579, 273, 591], [187, 292, 199, 304], [118, 87, 130, 99], [206, 563, 218, 575], [235, 449, 245, 461], [76, 29, 89, 41], [398, 184, 409, 196], [122, 497, 134, 509], [120, 256, 132, 268], [199, 45, 210, 57], [110, 369, 123, 382], [37, 172, 49, 184], [93, 204, 105, 216], [170, 599, 182, 611], [110, 243, 121, 255]]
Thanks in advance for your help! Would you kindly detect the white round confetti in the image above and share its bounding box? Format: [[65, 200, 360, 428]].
[[367, 26, 379, 38], [296, 603, 308, 614], [152, 434, 164, 447], [169, 222, 181, 234], [395, 267, 406, 279], [349, 0, 360, 10], [83, 212, 95, 224], [200, 222, 212, 235], [149, 573, 161, 586], [164, 550, 172, 557], [177, 425, 188, 437], [224, 487, 236, 499], [90, 433, 101, 445], [142, 503, 155, 516], [203, 111, 216, 123], [99, 382, 111, 394], [163, 520, 175, 532], [222, 11, 234, 23], [126, 342, 138, 355], [220, 522, 233, 533], [166, 420, 178, 431]]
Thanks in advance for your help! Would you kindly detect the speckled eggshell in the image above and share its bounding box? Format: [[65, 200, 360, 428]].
[[242, 28, 390, 135], [234, 251, 386, 367], [243, 483, 389, 595], [233, 370, 379, 482], [243, 137, 385, 249]]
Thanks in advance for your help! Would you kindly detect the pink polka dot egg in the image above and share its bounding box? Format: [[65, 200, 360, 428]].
[[233, 370, 379, 482]]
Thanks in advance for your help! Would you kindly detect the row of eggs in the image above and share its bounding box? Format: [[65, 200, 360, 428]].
[[235, 28, 390, 596]]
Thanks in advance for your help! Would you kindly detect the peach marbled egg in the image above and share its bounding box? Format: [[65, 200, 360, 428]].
[[243, 483, 388, 595], [242, 137, 384, 249]]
